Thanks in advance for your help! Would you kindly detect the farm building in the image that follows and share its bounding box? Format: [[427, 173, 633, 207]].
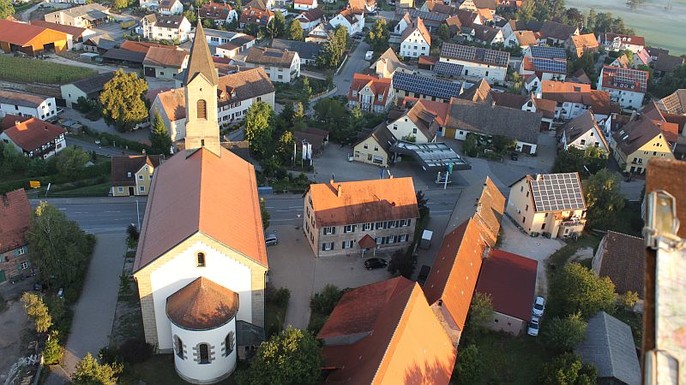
[[0, 19, 69, 56]]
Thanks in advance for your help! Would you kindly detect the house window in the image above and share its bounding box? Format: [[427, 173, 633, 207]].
[[344, 224, 356, 233], [323, 226, 336, 235], [525, 204, 529, 211], [541, 223, 546, 230], [412, 128, 417, 134], [139, 186, 145, 192], [580, 139, 586, 145], [197, 252, 206, 267], [224, 332, 235, 356], [175, 336, 184, 359], [118, 187, 123, 192], [342, 240, 353, 249], [17, 247, 25, 256], [127, 172, 132, 178], [138, 175, 143, 180], [197, 99, 207, 119], [198, 343, 210, 364], [321, 242, 334, 251], [362, 223, 372, 231], [20, 261, 30, 270]]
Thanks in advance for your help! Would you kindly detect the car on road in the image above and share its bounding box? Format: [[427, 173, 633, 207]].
[[417, 265, 431, 286], [532, 296, 545, 317], [365, 50, 374, 60], [527, 316, 540, 336], [364, 257, 388, 270], [265, 233, 278, 246], [510, 151, 518, 161]]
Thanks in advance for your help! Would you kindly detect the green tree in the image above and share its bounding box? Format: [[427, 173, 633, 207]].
[[655, 64, 686, 98], [239, 327, 322, 385], [313, 98, 353, 143], [0, 141, 28, 175], [453, 344, 484, 385], [245, 101, 275, 160], [516, 0, 536, 22], [149, 109, 172, 155], [585, 9, 596, 33], [267, 11, 286, 39], [548, 263, 616, 319], [260, 198, 270, 229], [99, 69, 149, 132], [583, 168, 625, 230], [56, 146, 90, 179], [437, 24, 451, 41], [289, 19, 304, 41], [466, 292, 494, 336], [275, 130, 295, 164], [619, 291, 640, 310], [541, 312, 588, 353], [43, 331, 63, 365], [21, 292, 52, 333], [365, 19, 389, 53], [540, 353, 597, 385], [184, 9, 197, 24], [72, 353, 123, 385], [317, 26, 348, 68], [112, 0, 128, 10], [0, 0, 15, 19], [310, 284, 343, 314]]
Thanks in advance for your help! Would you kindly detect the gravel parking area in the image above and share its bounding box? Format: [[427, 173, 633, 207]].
[[0, 300, 29, 379]]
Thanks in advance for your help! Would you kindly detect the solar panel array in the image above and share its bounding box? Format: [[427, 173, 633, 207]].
[[440, 43, 510, 67], [264, 50, 283, 58], [529, 46, 567, 60], [433, 61, 464, 77], [393, 72, 462, 100], [531, 57, 567, 73], [530, 173, 585, 212], [608, 66, 649, 93]]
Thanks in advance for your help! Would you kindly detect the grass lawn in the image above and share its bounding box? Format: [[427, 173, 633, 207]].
[[470, 332, 549, 384], [120, 355, 240, 385], [546, 234, 601, 280], [0, 55, 96, 84], [46, 182, 111, 197]]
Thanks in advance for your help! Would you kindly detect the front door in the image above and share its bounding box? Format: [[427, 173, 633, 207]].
[[144, 66, 156, 77], [129, 187, 135, 196], [521, 144, 532, 154]]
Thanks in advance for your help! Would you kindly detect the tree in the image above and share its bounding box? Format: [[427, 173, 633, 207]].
[[618, 291, 640, 310], [365, 19, 389, 53], [260, 198, 270, 229], [275, 130, 295, 164], [453, 344, 484, 385], [244, 101, 275, 160], [548, 263, 616, 319], [43, 331, 63, 365], [112, 0, 128, 10], [654, 64, 686, 98], [0, 141, 28, 175], [437, 24, 451, 41], [585, 9, 596, 33], [387, 248, 414, 278], [184, 9, 197, 24], [313, 98, 353, 143], [239, 327, 322, 385], [583, 168, 625, 230], [0, 0, 15, 19], [540, 353, 597, 385], [99, 70, 149, 132], [289, 19, 304, 41], [466, 292, 494, 336], [21, 292, 52, 333], [310, 284, 343, 314], [267, 11, 286, 39], [302, 77, 313, 99], [149, 110, 172, 155], [541, 312, 588, 353], [56, 146, 90, 179], [72, 353, 123, 385], [317, 26, 347, 68]]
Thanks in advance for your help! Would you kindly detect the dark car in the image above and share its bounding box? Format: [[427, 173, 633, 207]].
[[417, 265, 431, 286], [364, 258, 388, 270], [510, 151, 519, 161]]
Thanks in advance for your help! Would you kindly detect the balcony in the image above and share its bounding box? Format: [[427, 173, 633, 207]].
[[560, 217, 586, 227]]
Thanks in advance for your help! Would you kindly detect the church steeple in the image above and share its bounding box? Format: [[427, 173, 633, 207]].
[[184, 21, 221, 156]]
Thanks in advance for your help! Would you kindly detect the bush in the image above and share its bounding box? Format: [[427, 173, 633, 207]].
[[310, 284, 344, 315], [118, 338, 154, 364], [463, 133, 479, 157], [387, 248, 414, 278], [43, 331, 64, 365], [267, 287, 291, 308]]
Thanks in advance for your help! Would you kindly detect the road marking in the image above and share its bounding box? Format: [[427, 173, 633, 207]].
[[58, 208, 67, 211], [104, 210, 121, 213], [270, 219, 297, 223]]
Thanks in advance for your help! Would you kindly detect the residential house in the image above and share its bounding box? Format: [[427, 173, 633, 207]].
[[538, 20, 578, 46], [352, 124, 395, 166], [598, 32, 645, 53], [238, 6, 274, 28], [540, 80, 621, 121], [652, 53, 685, 78], [466, 24, 503, 46], [507, 172, 587, 238], [386, 98, 449, 143], [371, 47, 412, 79], [244, 47, 300, 83], [192, 28, 255, 50], [393, 72, 463, 103], [44, 3, 110, 28], [394, 9, 448, 32], [443, 97, 541, 154], [82, 34, 116, 53], [198, 2, 238, 26], [597, 65, 649, 110], [348, 0, 376, 13], [295, 8, 324, 32], [158, 0, 183, 15], [504, 30, 537, 49], [517, 94, 557, 130], [520, 46, 567, 82], [610, 53, 633, 69], [294, 0, 317, 10], [215, 35, 256, 58], [439, 43, 509, 83], [318, 277, 456, 385], [101, 40, 176, 67], [399, 17, 431, 58], [143, 47, 189, 80], [575, 312, 641, 385], [271, 39, 322, 66], [566, 33, 599, 58], [458, 0, 477, 11], [0, 189, 31, 285], [0, 90, 57, 121], [244, 0, 274, 9], [592, 231, 645, 302], [476, 249, 538, 335], [656, 88, 686, 117], [111, 155, 163, 196], [0, 19, 69, 56], [141, 14, 192, 43], [0, 118, 66, 159], [559, 111, 610, 154], [302, 177, 419, 257], [347, 73, 394, 113], [29, 20, 96, 50], [60, 72, 115, 108], [641, 101, 682, 143], [151, 67, 275, 141], [633, 48, 652, 68], [646, 46, 669, 61], [397, 0, 413, 8], [306, 22, 330, 44], [329, 8, 364, 36], [611, 116, 674, 174], [443, 9, 481, 38]]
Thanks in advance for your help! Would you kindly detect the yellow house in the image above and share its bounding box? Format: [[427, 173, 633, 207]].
[[611, 117, 675, 174], [506, 173, 587, 239], [111, 155, 163, 196], [352, 125, 395, 167]]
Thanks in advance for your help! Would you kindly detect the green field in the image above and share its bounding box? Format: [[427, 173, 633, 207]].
[[566, 0, 686, 55], [0, 55, 97, 84]]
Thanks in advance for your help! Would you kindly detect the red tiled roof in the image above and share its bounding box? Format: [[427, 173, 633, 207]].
[[348, 73, 393, 106], [134, 147, 268, 272], [0, 114, 30, 130], [476, 249, 537, 322], [155, 88, 186, 122], [541, 80, 620, 116], [0, 19, 67, 46], [0, 189, 30, 255], [319, 277, 456, 384], [30, 20, 89, 38], [600, 65, 649, 94], [3, 118, 66, 153], [596, 231, 645, 298], [143, 47, 188, 68], [418, 55, 438, 65], [166, 277, 239, 330]]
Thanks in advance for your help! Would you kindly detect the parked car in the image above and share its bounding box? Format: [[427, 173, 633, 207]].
[[532, 296, 545, 317], [365, 50, 374, 61], [527, 317, 540, 336], [510, 151, 519, 161], [417, 265, 431, 286], [265, 233, 278, 246], [364, 257, 388, 270]]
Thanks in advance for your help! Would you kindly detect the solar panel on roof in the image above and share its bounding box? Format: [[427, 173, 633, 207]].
[[530, 173, 585, 212], [440, 43, 509, 66], [433, 61, 464, 77], [530, 46, 567, 60], [393, 72, 462, 100], [531, 57, 567, 73], [264, 50, 282, 57]]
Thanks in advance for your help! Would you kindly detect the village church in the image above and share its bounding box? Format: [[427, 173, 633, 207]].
[[132, 22, 269, 384]]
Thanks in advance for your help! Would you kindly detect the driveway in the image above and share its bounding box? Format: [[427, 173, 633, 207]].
[[333, 40, 371, 96], [60, 108, 150, 144]]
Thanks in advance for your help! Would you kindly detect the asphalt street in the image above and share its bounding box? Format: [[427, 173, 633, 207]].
[[334, 40, 372, 97], [65, 137, 137, 157], [30, 197, 145, 234]]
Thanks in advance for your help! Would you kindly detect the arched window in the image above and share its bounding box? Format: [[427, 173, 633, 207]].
[[174, 335, 184, 359], [197, 99, 207, 120], [224, 332, 235, 356], [199, 343, 210, 364], [197, 252, 205, 267]]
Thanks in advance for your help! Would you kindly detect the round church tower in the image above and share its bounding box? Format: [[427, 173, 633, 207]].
[[166, 277, 239, 384]]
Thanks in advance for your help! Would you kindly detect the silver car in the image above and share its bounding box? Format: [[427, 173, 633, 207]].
[[265, 233, 278, 246], [527, 317, 540, 337]]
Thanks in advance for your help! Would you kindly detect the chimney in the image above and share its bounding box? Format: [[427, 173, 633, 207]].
[[44, 125, 49, 130], [337, 184, 342, 197]]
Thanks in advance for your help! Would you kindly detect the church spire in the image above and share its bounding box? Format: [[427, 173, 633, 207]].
[[185, 21, 218, 86]]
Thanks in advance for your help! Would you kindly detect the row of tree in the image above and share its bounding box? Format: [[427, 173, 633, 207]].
[[516, 0, 635, 36]]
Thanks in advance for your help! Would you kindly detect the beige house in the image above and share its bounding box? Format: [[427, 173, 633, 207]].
[[352, 124, 395, 166], [506, 173, 587, 239], [610, 116, 674, 174], [303, 178, 419, 257], [244, 47, 300, 83], [111, 155, 163, 196], [559, 110, 610, 154]]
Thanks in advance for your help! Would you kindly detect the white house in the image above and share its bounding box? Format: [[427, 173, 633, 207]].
[[399, 17, 431, 58], [158, 0, 183, 15], [244, 47, 300, 83], [295, 8, 324, 32], [60, 71, 115, 108], [439, 43, 509, 83], [329, 8, 364, 36], [598, 33, 645, 54], [386, 99, 448, 143], [0, 90, 57, 121], [141, 14, 192, 43], [294, 0, 317, 10], [347, 73, 395, 113], [540, 80, 620, 122], [519, 46, 567, 82], [559, 110, 610, 154], [198, 2, 238, 26], [597, 65, 648, 111], [504, 30, 538, 49], [0, 117, 66, 159]]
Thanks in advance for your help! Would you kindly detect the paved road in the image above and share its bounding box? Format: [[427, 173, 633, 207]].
[[61, 108, 151, 144], [334, 40, 371, 96], [65, 137, 138, 157], [30, 197, 145, 234]]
